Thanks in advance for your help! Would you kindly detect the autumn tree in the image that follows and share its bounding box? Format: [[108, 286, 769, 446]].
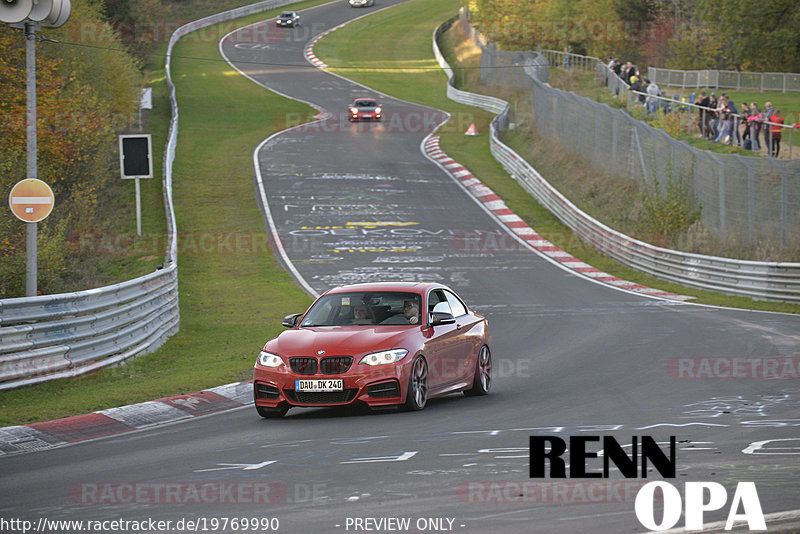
[[0, 0, 141, 297], [664, 0, 799, 71]]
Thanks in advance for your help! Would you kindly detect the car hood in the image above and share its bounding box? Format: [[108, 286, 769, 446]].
[[266, 326, 415, 357]]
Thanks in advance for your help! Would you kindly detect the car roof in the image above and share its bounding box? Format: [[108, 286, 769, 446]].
[[352, 98, 377, 102], [323, 282, 444, 295]]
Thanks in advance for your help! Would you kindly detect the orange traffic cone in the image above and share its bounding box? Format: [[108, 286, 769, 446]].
[[464, 123, 479, 135]]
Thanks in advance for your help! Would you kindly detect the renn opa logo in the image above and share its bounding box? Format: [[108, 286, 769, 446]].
[[529, 436, 766, 531]]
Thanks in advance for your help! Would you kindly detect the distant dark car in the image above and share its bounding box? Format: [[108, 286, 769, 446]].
[[253, 282, 492, 418], [276, 11, 300, 27], [349, 0, 374, 6], [348, 98, 382, 121]]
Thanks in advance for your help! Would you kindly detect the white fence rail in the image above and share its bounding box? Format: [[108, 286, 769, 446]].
[[0, 0, 307, 390], [648, 67, 800, 93], [433, 17, 800, 303]]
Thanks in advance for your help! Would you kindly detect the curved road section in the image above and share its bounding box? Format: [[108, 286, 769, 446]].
[[1, 2, 799, 533]]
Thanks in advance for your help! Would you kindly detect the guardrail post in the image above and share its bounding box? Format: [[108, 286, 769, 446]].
[[747, 166, 754, 243], [718, 159, 726, 241], [782, 167, 788, 247]]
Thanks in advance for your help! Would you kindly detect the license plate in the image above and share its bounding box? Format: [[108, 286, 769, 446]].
[[295, 379, 343, 392], [361, 113, 373, 118]]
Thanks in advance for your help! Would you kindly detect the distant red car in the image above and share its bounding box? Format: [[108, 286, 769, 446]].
[[253, 282, 492, 417], [348, 98, 382, 121]]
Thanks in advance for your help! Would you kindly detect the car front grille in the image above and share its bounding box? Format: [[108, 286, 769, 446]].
[[289, 357, 318, 375], [286, 389, 358, 405], [367, 381, 400, 398], [255, 383, 280, 399], [320, 356, 353, 375]]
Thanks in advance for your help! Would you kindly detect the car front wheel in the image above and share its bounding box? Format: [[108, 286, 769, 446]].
[[404, 356, 428, 411], [464, 345, 491, 396]]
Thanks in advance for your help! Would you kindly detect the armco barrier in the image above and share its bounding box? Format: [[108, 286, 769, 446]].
[[0, 0, 308, 390], [433, 19, 800, 303]]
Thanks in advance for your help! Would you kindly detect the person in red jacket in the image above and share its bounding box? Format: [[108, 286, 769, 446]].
[[769, 109, 784, 157]]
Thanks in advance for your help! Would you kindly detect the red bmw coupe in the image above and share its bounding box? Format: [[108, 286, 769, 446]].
[[253, 282, 492, 417]]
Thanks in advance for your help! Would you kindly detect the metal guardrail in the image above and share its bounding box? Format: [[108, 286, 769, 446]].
[[0, 268, 179, 389], [433, 19, 800, 303], [648, 67, 800, 93], [0, 0, 310, 390]]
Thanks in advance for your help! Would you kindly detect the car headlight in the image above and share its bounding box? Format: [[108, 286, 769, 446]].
[[375, 107, 382, 114], [350, 107, 358, 114], [359, 349, 408, 366], [258, 351, 284, 367]]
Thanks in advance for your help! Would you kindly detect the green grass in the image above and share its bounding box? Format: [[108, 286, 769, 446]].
[[0, 0, 337, 427], [314, 0, 800, 314]]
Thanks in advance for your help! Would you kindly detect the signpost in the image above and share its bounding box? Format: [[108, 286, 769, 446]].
[[9, 178, 54, 223], [8, 178, 55, 296], [119, 134, 154, 236]]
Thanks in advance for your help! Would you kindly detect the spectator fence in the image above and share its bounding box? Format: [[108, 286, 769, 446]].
[[437, 14, 800, 303]]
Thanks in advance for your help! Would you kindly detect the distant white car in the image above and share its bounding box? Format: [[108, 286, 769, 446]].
[[349, 0, 374, 6]]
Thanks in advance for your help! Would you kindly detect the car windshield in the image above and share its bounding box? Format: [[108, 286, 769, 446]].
[[355, 100, 376, 107], [300, 292, 421, 327], [280, 12, 293, 17]]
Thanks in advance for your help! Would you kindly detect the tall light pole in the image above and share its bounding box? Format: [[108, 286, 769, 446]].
[[25, 19, 39, 296]]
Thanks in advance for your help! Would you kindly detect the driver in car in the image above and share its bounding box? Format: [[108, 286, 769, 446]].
[[404, 300, 419, 324]]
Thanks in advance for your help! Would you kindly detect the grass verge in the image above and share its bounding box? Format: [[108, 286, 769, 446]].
[[0, 0, 339, 427], [313, 0, 800, 314]]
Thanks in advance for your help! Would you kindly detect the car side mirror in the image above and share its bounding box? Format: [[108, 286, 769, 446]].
[[282, 313, 303, 328], [429, 312, 455, 327]]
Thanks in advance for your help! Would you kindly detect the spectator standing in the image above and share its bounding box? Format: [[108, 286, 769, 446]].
[[740, 103, 751, 148], [762, 101, 775, 151], [631, 75, 643, 100], [727, 99, 740, 146], [749, 102, 761, 150], [769, 109, 784, 157], [604, 56, 614, 84], [697, 91, 711, 138], [646, 79, 660, 113], [709, 94, 719, 138], [624, 62, 635, 85], [563, 45, 572, 69], [714, 96, 732, 143]]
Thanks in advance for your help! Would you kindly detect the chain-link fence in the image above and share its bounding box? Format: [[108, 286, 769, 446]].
[[648, 67, 800, 93], [472, 35, 800, 246]]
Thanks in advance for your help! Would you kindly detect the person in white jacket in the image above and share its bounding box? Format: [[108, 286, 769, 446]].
[[645, 79, 660, 114]]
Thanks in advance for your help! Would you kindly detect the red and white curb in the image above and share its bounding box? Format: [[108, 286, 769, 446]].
[[303, 22, 348, 68], [0, 381, 254, 455], [423, 136, 693, 302]]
